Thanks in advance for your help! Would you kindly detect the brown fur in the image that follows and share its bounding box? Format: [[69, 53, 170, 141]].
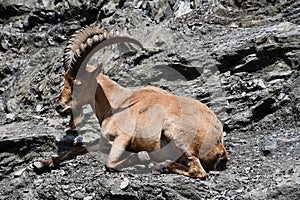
[[44, 26, 228, 179]]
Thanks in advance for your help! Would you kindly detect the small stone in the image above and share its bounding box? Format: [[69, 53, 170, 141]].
[[268, 70, 293, 80], [6, 113, 15, 120], [36, 104, 43, 112], [34, 179, 44, 186], [14, 167, 27, 177], [209, 171, 220, 176], [244, 167, 251, 173], [236, 188, 244, 193], [120, 178, 129, 190], [256, 79, 266, 89], [263, 138, 277, 154], [60, 170, 66, 176], [278, 93, 286, 100], [6, 98, 19, 113]]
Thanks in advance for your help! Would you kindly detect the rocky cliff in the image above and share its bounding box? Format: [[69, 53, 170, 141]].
[[0, 0, 299, 199]]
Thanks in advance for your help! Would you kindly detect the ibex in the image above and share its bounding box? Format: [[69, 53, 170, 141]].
[[36, 26, 228, 179]]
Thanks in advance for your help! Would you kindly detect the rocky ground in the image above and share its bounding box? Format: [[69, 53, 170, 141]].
[[0, 0, 299, 199]]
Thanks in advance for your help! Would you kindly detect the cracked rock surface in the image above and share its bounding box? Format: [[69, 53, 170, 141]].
[[0, 0, 299, 199]]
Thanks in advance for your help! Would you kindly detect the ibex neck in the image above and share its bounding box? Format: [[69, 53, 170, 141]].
[[93, 74, 133, 125]]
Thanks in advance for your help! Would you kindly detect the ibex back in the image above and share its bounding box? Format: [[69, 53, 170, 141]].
[[41, 26, 228, 179]]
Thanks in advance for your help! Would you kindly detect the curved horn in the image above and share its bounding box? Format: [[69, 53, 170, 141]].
[[63, 26, 143, 77]]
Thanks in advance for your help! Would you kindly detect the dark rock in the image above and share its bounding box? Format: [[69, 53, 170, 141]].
[[262, 136, 277, 156], [0, 1, 30, 21], [284, 50, 300, 70], [251, 97, 276, 122]]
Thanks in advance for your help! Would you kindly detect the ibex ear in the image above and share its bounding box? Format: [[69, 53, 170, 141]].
[[92, 64, 102, 79], [87, 64, 102, 79]]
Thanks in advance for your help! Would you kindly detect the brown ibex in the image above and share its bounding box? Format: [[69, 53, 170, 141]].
[[37, 26, 227, 179]]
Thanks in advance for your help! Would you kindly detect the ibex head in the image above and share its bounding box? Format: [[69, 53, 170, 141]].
[[201, 141, 228, 171], [56, 26, 142, 129], [56, 66, 102, 129]]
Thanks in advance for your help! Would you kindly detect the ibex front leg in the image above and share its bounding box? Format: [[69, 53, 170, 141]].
[[33, 146, 88, 171], [105, 133, 150, 172]]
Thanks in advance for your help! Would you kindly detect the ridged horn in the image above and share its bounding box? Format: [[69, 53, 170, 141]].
[[63, 26, 143, 77]]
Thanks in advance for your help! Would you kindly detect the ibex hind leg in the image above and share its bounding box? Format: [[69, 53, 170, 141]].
[[168, 153, 207, 179]]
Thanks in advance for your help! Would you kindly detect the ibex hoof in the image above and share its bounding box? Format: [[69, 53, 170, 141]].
[[32, 158, 54, 172], [32, 161, 45, 170], [105, 165, 119, 173], [32, 157, 58, 172]]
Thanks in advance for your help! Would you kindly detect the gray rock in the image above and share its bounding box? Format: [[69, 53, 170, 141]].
[[262, 137, 278, 156]]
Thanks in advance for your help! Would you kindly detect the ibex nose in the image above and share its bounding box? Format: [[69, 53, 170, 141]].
[[215, 158, 227, 171], [213, 150, 228, 171]]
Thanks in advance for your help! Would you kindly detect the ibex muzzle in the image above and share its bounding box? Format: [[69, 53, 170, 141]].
[[56, 70, 74, 117]]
